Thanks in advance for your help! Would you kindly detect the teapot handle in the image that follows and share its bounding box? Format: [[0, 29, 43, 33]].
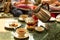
[[29, 3, 49, 13], [41, 3, 49, 11]]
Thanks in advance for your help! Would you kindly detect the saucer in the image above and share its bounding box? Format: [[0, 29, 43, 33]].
[[12, 32, 29, 39], [18, 17, 25, 21], [56, 18, 60, 22], [4, 22, 21, 31], [35, 27, 45, 32]]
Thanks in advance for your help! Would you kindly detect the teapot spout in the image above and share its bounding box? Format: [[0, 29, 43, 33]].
[[33, 3, 49, 13], [33, 4, 42, 13]]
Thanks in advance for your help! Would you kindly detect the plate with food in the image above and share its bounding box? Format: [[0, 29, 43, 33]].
[[35, 27, 45, 32], [12, 28, 29, 39], [19, 15, 28, 21], [5, 20, 21, 30]]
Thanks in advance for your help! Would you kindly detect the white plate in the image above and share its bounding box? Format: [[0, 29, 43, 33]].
[[12, 32, 29, 39], [56, 14, 60, 22], [49, 17, 56, 21], [56, 18, 60, 22], [18, 17, 25, 21], [5, 21, 21, 28], [35, 27, 44, 32]]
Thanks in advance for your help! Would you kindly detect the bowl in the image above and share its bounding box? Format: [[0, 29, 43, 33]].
[[25, 17, 36, 26], [35, 27, 44, 32], [56, 18, 60, 22], [25, 17, 34, 23], [19, 15, 28, 21], [27, 25, 35, 31], [56, 14, 60, 22]]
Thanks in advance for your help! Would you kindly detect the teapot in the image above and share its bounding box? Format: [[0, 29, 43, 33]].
[[30, 3, 51, 22]]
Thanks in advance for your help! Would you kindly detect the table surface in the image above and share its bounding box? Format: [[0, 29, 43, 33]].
[[0, 18, 60, 40]]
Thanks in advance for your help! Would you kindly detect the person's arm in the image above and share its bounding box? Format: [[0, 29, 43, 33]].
[[49, 2, 60, 10]]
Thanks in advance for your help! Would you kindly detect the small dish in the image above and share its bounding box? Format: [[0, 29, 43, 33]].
[[35, 27, 45, 32], [49, 17, 56, 22], [56, 14, 60, 22], [56, 18, 60, 22], [19, 15, 28, 21], [26, 25, 35, 31], [4, 21, 21, 31], [18, 17, 25, 21]]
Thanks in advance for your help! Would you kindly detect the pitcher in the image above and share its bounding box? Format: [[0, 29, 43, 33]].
[[31, 3, 51, 22]]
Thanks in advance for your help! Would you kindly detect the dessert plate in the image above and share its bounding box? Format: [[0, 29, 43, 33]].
[[4, 20, 21, 29]]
